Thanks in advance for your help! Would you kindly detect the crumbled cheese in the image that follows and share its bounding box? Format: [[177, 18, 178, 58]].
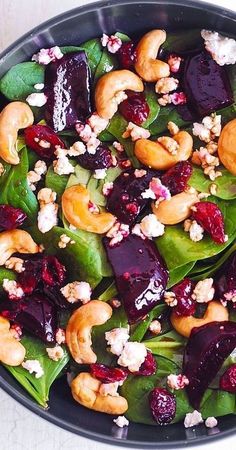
[[87, 112, 109, 135], [122, 122, 150, 141], [142, 177, 171, 204], [164, 291, 177, 307], [106, 222, 129, 247], [155, 77, 179, 94], [34, 83, 44, 90], [141, 188, 156, 200], [168, 54, 182, 73], [26, 93, 47, 107], [88, 201, 99, 214], [87, 135, 100, 155], [5, 257, 25, 273], [113, 141, 124, 152], [114, 90, 128, 105], [99, 381, 120, 397], [75, 122, 100, 154], [55, 328, 66, 345], [102, 181, 114, 196], [184, 219, 204, 242], [157, 136, 179, 155], [37, 187, 57, 204], [201, 30, 236, 66], [53, 154, 75, 175], [32, 46, 63, 65], [105, 327, 130, 356], [2, 279, 24, 299], [93, 168, 107, 179], [60, 281, 91, 304], [113, 416, 129, 428], [224, 289, 236, 303], [69, 141, 86, 156], [109, 298, 122, 309], [10, 324, 22, 341], [149, 320, 162, 335], [192, 278, 215, 303], [209, 183, 218, 196], [27, 160, 47, 191], [158, 92, 186, 106], [117, 342, 147, 372], [134, 169, 147, 178], [22, 360, 44, 378], [37, 202, 58, 234], [192, 114, 221, 143], [0, 162, 4, 176], [46, 345, 64, 361], [184, 410, 203, 428], [167, 374, 189, 390], [69, 224, 77, 231], [139, 214, 165, 239], [58, 234, 75, 249], [101, 34, 122, 53], [34, 160, 47, 176], [205, 416, 218, 428]]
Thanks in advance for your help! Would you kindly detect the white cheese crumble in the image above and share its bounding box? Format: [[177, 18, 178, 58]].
[[142, 177, 171, 204], [184, 219, 204, 242], [37, 188, 58, 234], [133, 214, 165, 239], [102, 181, 114, 196], [60, 281, 91, 304], [201, 30, 236, 66], [5, 257, 25, 273], [164, 291, 178, 307], [46, 345, 64, 361], [69, 141, 86, 156], [105, 327, 130, 356], [117, 341, 147, 372], [184, 410, 203, 428], [34, 83, 44, 90], [134, 169, 147, 178], [87, 112, 109, 135], [99, 381, 121, 397], [122, 122, 150, 142], [93, 168, 107, 179], [192, 278, 215, 303], [168, 55, 182, 73], [155, 77, 179, 94], [55, 328, 66, 345], [22, 360, 44, 379], [27, 160, 47, 191], [113, 141, 124, 152], [205, 416, 218, 428], [58, 234, 75, 249], [113, 416, 129, 428], [32, 46, 63, 65], [149, 320, 162, 335], [101, 34, 122, 54], [2, 279, 24, 299], [26, 93, 47, 107], [192, 114, 221, 143], [167, 374, 189, 390], [106, 222, 129, 247], [53, 147, 75, 176]]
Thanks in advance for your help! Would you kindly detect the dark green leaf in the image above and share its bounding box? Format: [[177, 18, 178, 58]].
[[200, 389, 235, 418], [149, 105, 190, 135], [94, 49, 118, 82], [168, 262, 196, 288], [45, 165, 72, 201], [130, 304, 167, 343], [115, 32, 131, 42], [190, 242, 236, 281], [143, 330, 186, 365], [0, 62, 45, 100], [0, 268, 16, 291], [162, 29, 202, 52], [107, 113, 140, 167], [143, 87, 160, 130], [190, 166, 236, 200]]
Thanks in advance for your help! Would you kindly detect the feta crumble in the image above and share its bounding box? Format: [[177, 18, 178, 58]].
[[46, 345, 64, 361], [99, 381, 121, 397], [134, 169, 147, 178], [26, 92, 47, 107], [117, 341, 147, 372], [10, 324, 22, 341], [37, 188, 58, 233], [34, 83, 44, 90], [122, 122, 151, 141], [184, 219, 204, 242], [201, 30, 236, 66], [53, 147, 75, 176], [106, 222, 129, 247], [164, 291, 177, 307], [192, 278, 215, 303], [105, 327, 130, 356], [167, 374, 189, 390], [113, 416, 129, 428], [93, 168, 107, 179], [155, 77, 179, 94], [168, 54, 182, 73], [134, 214, 165, 239], [60, 281, 91, 304], [142, 177, 171, 204], [184, 410, 203, 428], [102, 181, 114, 196], [87, 112, 109, 135], [58, 234, 75, 249], [55, 328, 66, 345], [113, 141, 124, 152], [2, 279, 24, 299], [27, 160, 47, 191], [149, 320, 162, 335], [22, 360, 44, 379], [69, 141, 86, 156], [101, 34, 122, 54], [32, 46, 63, 65], [205, 416, 218, 428]]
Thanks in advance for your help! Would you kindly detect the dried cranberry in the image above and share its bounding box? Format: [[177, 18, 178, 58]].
[[191, 201, 226, 244], [172, 278, 196, 317], [149, 387, 176, 425], [0, 205, 27, 230], [133, 351, 156, 376], [119, 91, 149, 125], [214, 252, 236, 300], [77, 145, 113, 170], [161, 161, 193, 195], [220, 364, 236, 393], [24, 125, 65, 159], [118, 41, 137, 69], [90, 363, 128, 383]]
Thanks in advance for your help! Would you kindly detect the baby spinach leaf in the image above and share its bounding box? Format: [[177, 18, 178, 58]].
[[45, 165, 70, 201], [190, 166, 236, 200], [200, 389, 235, 419], [149, 105, 190, 136], [94, 49, 118, 82], [61, 38, 103, 76], [130, 304, 167, 343], [98, 130, 115, 142], [115, 32, 131, 42], [5, 336, 69, 407], [107, 113, 140, 167], [0, 268, 16, 290], [143, 330, 186, 366], [168, 262, 196, 288], [98, 280, 117, 301], [143, 87, 160, 130], [162, 29, 202, 52], [0, 62, 45, 100], [190, 242, 236, 281]]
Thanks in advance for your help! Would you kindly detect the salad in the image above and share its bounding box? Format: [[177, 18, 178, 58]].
[[0, 27, 236, 431]]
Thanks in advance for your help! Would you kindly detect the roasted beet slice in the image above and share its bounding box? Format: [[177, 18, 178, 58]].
[[220, 364, 236, 393], [119, 91, 150, 125], [214, 252, 236, 301], [0, 205, 27, 230], [184, 51, 233, 117], [149, 387, 176, 425], [103, 234, 169, 323], [45, 51, 91, 132], [183, 321, 236, 409], [90, 364, 128, 383], [77, 144, 113, 170], [191, 201, 226, 244], [106, 168, 159, 225], [172, 278, 196, 317], [161, 161, 193, 195], [24, 124, 66, 159]]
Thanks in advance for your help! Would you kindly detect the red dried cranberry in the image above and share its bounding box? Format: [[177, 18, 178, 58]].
[[90, 363, 128, 383], [24, 124, 65, 159], [220, 364, 236, 393], [119, 91, 149, 125], [77, 145, 113, 170], [161, 161, 193, 195], [149, 387, 176, 425], [118, 41, 137, 69], [172, 278, 196, 317], [191, 201, 226, 244], [133, 351, 156, 376], [0, 205, 27, 230]]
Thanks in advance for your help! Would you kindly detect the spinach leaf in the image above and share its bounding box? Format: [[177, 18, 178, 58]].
[[98, 130, 115, 142], [107, 113, 140, 167], [168, 262, 196, 288], [162, 29, 202, 52], [149, 105, 190, 136], [143, 330, 186, 366], [94, 49, 118, 82], [190, 242, 236, 281], [130, 304, 167, 343], [115, 32, 131, 42], [143, 87, 160, 130], [0, 62, 45, 101], [190, 166, 236, 200], [5, 336, 69, 407], [200, 389, 235, 419], [98, 280, 117, 301], [45, 165, 69, 201], [61, 38, 103, 76], [0, 268, 16, 290]]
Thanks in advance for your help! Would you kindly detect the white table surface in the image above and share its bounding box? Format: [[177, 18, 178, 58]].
[[0, 0, 235, 449]]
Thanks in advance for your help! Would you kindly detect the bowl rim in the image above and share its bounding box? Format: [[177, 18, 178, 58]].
[[0, 0, 236, 447]]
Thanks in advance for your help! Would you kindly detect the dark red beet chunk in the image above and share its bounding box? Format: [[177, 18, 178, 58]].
[[106, 168, 159, 225], [191, 201, 226, 244], [184, 51, 233, 117], [172, 278, 196, 317], [90, 364, 128, 383], [183, 321, 236, 409], [119, 91, 149, 125], [214, 252, 236, 300], [103, 235, 169, 323], [45, 51, 91, 132], [161, 161, 193, 195], [149, 388, 176, 425], [24, 124, 65, 159], [133, 351, 156, 376], [220, 364, 236, 393], [77, 145, 113, 170], [0, 205, 27, 230], [118, 41, 137, 69]]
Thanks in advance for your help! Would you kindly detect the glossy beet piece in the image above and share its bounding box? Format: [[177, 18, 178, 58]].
[[118, 41, 137, 69], [161, 161, 193, 195], [183, 321, 236, 409], [106, 168, 159, 225], [77, 145, 113, 170], [220, 364, 236, 393], [184, 51, 233, 117], [119, 91, 149, 125], [214, 252, 236, 300], [191, 201, 226, 244], [133, 351, 157, 376], [172, 278, 196, 317], [90, 364, 128, 383], [149, 388, 176, 425], [45, 51, 91, 132], [24, 124, 66, 159], [103, 234, 169, 323], [0, 205, 27, 230]]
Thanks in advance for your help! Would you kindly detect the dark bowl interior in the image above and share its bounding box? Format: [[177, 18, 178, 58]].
[[0, 0, 236, 447]]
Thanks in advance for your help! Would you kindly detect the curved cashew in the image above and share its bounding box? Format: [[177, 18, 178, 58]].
[[134, 30, 170, 82], [218, 118, 236, 175], [66, 300, 112, 364], [0, 317, 26, 365], [152, 191, 199, 225], [71, 372, 128, 415], [62, 185, 116, 234], [0, 229, 39, 266], [171, 301, 229, 338], [134, 131, 193, 170], [95, 69, 144, 119], [0, 102, 34, 165]]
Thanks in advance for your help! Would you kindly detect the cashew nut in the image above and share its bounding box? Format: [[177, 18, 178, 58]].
[[0, 102, 34, 165], [71, 372, 128, 415], [0, 229, 39, 266], [152, 191, 199, 225], [171, 301, 229, 338], [134, 30, 170, 82], [0, 316, 26, 365], [134, 131, 193, 170], [218, 118, 236, 175], [66, 300, 112, 364], [62, 185, 116, 234], [95, 70, 144, 119]]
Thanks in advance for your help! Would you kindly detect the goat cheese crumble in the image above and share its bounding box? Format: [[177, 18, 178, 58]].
[[105, 327, 130, 356], [117, 342, 147, 372], [205, 416, 218, 428], [22, 360, 44, 379], [201, 30, 236, 66], [26, 92, 47, 107], [184, 410, 203, 428], [46, 345, 64, 361], [113, 416, 129, 428], [192, 278, 215, 303], [61, 281, 91, 304]]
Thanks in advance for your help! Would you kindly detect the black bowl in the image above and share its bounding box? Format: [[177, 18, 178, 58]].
[[0, 0, 236, 447]]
